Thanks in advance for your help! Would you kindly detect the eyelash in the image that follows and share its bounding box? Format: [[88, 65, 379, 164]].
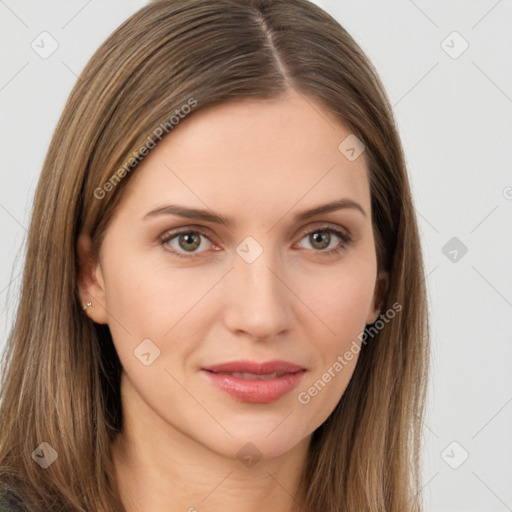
[[158, 225, 353, 260]]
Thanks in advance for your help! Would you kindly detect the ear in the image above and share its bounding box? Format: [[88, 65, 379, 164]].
[[77, 232, 109, 324], [366, 270, 389, 325]]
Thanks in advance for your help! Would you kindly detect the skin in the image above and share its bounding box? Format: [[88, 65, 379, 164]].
[[78, 88, 387, 512]]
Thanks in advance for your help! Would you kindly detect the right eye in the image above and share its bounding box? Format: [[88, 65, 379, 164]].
[[159, 229, 215, 259]]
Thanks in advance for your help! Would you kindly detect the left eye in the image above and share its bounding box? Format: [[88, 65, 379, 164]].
[[295, 227, 352, 255]]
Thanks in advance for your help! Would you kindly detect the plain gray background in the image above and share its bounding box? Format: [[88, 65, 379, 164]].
[[1, 1, 511, 510]]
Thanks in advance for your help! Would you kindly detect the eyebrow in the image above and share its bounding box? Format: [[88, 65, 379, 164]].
[[142, 198, 366, 228]]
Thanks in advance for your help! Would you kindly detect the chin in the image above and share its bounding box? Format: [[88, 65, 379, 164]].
[[193, 416, 312, 464]]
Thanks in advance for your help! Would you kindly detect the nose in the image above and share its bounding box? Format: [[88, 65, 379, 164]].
[[222, 249, 292, 342]]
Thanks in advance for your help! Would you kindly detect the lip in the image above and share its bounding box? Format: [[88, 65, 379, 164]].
[[201, 359, 306, 403]]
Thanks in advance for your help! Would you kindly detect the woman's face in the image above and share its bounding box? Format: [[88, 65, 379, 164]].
[[80, 89, 383, 460]]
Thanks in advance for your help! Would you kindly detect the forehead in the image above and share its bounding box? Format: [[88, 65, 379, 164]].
[[118, 89, 371, 223]]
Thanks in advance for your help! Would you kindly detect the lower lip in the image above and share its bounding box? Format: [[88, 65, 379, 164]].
[[202, 370, 306, 403]]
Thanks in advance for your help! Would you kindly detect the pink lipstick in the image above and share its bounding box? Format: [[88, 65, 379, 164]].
[[202, 360, 306, 403]]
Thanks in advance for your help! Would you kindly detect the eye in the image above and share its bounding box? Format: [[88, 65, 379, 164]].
[[158, 225, 353, 260], [296, 226, 352, 256], [159, 229, 214, 259]]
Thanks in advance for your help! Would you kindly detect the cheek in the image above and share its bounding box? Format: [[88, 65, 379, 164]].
[[293, 253, 376, 412], [298, 254, 377, 342], [102, 247, 207, 334], [100, 245, 226, 378]]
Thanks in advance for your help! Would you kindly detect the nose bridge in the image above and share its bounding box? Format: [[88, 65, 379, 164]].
[[224, 239, 291, 339]]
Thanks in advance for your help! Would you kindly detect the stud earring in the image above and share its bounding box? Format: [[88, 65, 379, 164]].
[[82, 301, 93, 311]]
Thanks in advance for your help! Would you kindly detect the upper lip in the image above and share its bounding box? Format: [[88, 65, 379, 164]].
[[202, 360, 306, 374]]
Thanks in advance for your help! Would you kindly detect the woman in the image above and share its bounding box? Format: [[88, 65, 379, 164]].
[[0, 0, 430, 510]]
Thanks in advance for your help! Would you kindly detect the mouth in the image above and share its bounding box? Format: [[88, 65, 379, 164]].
[[201, 360, 306, 403]]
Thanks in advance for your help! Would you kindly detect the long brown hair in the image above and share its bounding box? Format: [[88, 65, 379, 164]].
[[0, 1, 430, 510]]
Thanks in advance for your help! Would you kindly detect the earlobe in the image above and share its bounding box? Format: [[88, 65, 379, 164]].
[[366, 270, 389, 325], [77, 232, 109, 324]]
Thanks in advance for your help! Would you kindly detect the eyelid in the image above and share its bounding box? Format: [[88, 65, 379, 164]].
[[295, 221, 352, 240]]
